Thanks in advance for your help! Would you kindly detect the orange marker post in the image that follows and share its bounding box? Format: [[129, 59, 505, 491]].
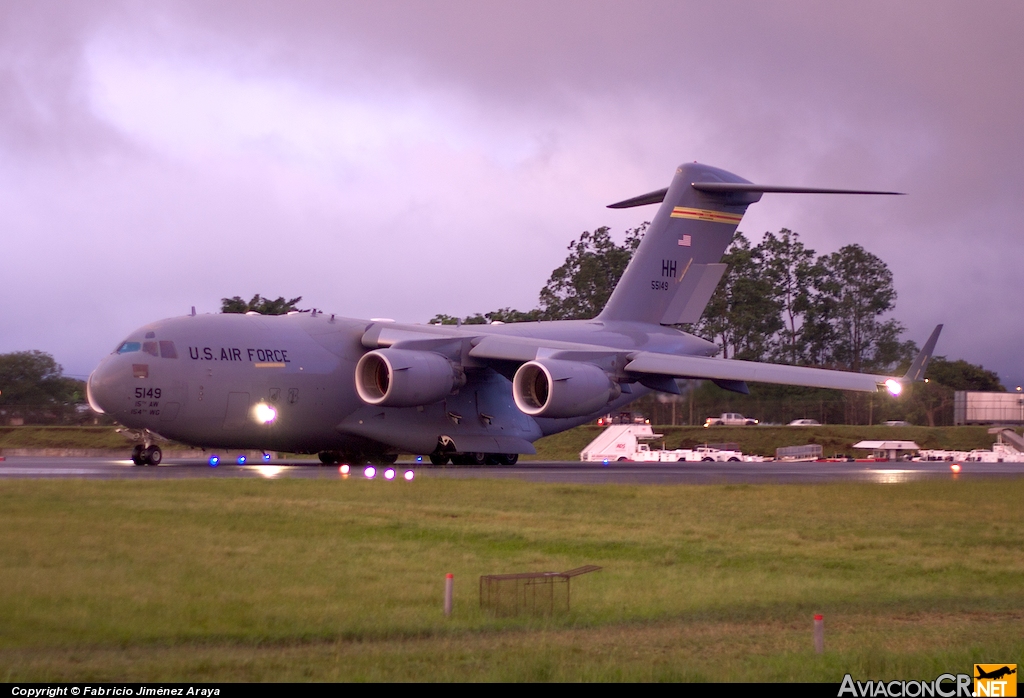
[[444, 573, 454, 617]]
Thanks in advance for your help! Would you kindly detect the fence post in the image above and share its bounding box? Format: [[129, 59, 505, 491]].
[[814, 614, 824, 654]]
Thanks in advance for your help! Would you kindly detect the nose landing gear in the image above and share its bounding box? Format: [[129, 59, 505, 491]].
[[130, 443, 162, 466]]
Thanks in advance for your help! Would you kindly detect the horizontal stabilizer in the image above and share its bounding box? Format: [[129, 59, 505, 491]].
[[690, 183, 905, 196], [607, 187, 669, 209], [608, 182, 903, 208]]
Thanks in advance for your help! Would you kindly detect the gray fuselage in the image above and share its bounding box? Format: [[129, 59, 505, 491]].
[[87, 312, 717, 457]]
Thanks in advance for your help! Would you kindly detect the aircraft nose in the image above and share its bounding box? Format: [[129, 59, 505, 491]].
[[87, 357, 124, 415]]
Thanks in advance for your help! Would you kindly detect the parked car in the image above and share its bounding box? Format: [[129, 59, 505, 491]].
[[704, 412, 759, 427], [788, 419, 821, 426], [884, 420, 910, 426]]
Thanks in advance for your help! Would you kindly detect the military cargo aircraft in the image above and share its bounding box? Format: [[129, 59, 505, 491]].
[[87, 162, 941, 466]]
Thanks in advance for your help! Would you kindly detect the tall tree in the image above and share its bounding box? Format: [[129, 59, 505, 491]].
[[759, 228, 816, 364], [692, 233, 782, 360], [430, 224, 645, 324], [0, 351, 83, 407], [537, 225, 645, 320], [905, 357, 1005, 426], [806, 244, 907, 372], [221, 294, 304, 315]]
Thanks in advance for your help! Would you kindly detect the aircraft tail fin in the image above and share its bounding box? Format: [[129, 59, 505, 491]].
[[598, 163, 904, 326]]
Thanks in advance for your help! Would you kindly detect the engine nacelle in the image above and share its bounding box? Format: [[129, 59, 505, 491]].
[[355, 349, 465, 407], [512, 358, 621, 419]]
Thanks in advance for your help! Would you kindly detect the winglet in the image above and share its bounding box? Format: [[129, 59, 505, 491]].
[[903, 324, 943, 382]]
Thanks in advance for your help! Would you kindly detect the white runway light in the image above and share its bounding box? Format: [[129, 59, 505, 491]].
[[384, 468, 396, 480], [364, 466, 376, 479], [403, 470, 415, 481]]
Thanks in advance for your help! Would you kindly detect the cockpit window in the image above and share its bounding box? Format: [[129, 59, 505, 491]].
[[117, 341, 141, 354], [159, 341, 178, 359], [142, 342, 159, 357]]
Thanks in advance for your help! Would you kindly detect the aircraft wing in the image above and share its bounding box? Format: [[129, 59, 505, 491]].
[[363, 323, 942, 395], [465, 325, 943, 394], [622, 352, 888, 392]]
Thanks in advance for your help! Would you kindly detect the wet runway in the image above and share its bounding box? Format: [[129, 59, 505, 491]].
[[2, 455, 1022, 484]]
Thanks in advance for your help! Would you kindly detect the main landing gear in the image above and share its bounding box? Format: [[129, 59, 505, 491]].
[[429, 453, 519, 466], [131, 444, 162, 466], [318, 451, 399, 466]]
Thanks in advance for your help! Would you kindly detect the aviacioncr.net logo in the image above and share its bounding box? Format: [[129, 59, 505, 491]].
[[974, 664, 1017, 697], [839, 673, 972, 697]]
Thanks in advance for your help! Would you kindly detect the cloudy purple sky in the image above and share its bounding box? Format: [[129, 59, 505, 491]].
[[2, 1, 1022, 388]]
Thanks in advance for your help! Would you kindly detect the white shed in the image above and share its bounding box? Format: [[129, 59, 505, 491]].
[[852, 440, 921, 461]]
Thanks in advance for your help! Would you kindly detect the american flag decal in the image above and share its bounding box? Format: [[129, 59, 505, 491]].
[[678, 234, 692, 247]]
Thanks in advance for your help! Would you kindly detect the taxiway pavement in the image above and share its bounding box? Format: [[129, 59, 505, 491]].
[[0, 456, 1019, 485]]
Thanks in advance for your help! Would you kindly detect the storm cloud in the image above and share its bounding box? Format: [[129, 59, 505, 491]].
[[2, 1, 1021, 388]]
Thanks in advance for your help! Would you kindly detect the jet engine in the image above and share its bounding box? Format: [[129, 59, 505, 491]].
[[355, 349, 465, 407], [512, 358, 621, 419]]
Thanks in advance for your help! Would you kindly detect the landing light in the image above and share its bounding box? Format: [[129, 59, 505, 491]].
[[384, 468, 396, 480], [364, 466, 376, 479], [404, 470, 415, 481], [253, 403, 277, 424], [209, 455, 220, 467], [885, 379, 903, 396]]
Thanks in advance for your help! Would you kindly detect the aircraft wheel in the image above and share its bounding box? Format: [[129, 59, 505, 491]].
[[378, 453, 398, 465], [144, 445, 162, 466], [484, 454, 501, 465], [465, 452, 487, 466], [429, 453, 450, 465], [318, 452, 338, 465], [131, 444, 146, 466], [496, 453, 518, 465]]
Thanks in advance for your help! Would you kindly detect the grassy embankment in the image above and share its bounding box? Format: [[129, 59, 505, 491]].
[[0, 425, 1008, 460], [525, 424, 1005, 460], [0, 478, 1021, 681]]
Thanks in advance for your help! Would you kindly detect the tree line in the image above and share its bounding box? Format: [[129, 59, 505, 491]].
[[0, 229, 1003, 427], [431, 225, 1004, 426]]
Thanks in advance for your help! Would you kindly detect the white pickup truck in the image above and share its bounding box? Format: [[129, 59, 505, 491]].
[[704, 412, 759, 427]]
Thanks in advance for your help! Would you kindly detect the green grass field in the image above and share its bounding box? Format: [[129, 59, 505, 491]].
[[0, 477, 1021, 681]]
